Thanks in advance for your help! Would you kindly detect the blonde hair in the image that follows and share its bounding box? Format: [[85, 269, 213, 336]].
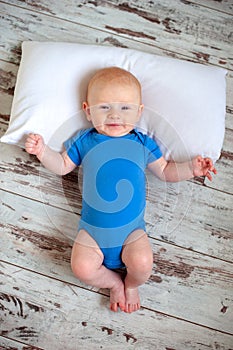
[[87, 67, 142, 102]]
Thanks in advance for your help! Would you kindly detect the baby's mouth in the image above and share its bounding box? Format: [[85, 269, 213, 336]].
[[105, 122, 124, 127]]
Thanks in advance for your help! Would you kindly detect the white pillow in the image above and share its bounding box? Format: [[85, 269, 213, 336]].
[[1, 41, 227, 162]]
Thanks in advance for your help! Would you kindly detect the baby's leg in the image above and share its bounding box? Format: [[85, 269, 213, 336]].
[[122, 230, 153, 313], [71, 229, 125, 312]]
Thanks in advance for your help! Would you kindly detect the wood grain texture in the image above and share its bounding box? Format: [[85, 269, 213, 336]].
[[204, 127, 233, 193], [190, 0, 233, 15], [1, 262, 233, 349], [1, 1, 233, 70], [0, 336, 43, 350]]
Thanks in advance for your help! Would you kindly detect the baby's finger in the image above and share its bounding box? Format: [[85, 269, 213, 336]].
[[28, 133, 41, 142], [26, 138, 36, 146], [204, 157, 211, 166], [26, 134, 36, 142], [25, 139, 36, 148], [205, 158, 216, 170], [205, 171, 212, 181], [205, 158, 217, 175], [33, 134, 42, 142], [27, 133, 37, 139], [25, 139, 38, 150], [25, 146, 36, 154], [25, 141, 35, 149]]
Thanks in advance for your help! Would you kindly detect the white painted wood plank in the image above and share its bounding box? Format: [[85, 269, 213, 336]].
[[0, 2, 184, 65], [212, 155, 233, 194], [1, 261, 233, 349], [190, 0, 233, 15], [0, 116, 9, 137], [204, 127, 233, 192], [0, 337, 43, 350], [221, 128, 233, 155], [0, 142, 83, 212], [7, 0, 233, 17], [0, 189, 78, 280], [226, 72, 233, 116], [1, 1, 232, 70], [145, 172, 233, 261], [1, 190, 233, 333], [0, 62, 16, 130]]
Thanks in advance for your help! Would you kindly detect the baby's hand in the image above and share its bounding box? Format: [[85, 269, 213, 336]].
[[192, 156, 217, 181], [25, 133, 45, 157]]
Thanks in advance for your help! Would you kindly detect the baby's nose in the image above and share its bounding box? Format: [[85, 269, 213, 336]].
[[109, 114, 120, 119], [109, 108, 121, 118]]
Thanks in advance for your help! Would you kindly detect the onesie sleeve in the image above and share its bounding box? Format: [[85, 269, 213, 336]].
[[143, 134, 163, 164], [64, 130, 84, 166]]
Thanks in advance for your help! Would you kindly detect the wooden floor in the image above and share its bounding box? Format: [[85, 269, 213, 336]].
[[0, 1, 233, 349]]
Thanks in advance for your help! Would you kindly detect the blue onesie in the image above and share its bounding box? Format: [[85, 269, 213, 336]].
[[64, 128, 162, 269]]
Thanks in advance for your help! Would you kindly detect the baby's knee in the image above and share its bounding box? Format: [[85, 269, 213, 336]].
[[139, 253, 153, 273], [71, 243, 103, 283], [71, 257, 95, 282], [127, 252, 153, 274]]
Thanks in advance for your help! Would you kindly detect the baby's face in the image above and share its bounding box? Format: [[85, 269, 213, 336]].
[[83, 81, 143, 137]]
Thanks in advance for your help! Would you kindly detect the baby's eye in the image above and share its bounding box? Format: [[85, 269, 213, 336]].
[[121, 105, 130, 111], [98, 104, 110, 110]]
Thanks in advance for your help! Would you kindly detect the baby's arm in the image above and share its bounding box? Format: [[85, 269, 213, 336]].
[[25, 133, 76, 175], [148, 156, 217, 182]]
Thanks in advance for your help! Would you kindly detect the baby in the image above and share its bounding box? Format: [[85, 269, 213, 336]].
[[25, 67, 216, 313]]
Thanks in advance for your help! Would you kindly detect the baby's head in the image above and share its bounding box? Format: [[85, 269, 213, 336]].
[[83, 67, 144, 137]]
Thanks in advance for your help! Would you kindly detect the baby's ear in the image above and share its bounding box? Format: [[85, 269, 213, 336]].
[[82, 102, 91, 121], [137, 104, 144, 121], [139, 104, 144, 114]]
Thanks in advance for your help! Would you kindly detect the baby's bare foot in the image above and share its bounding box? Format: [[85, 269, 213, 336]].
[[110, 280, 126, 312], [124, 287, 140, 313]]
